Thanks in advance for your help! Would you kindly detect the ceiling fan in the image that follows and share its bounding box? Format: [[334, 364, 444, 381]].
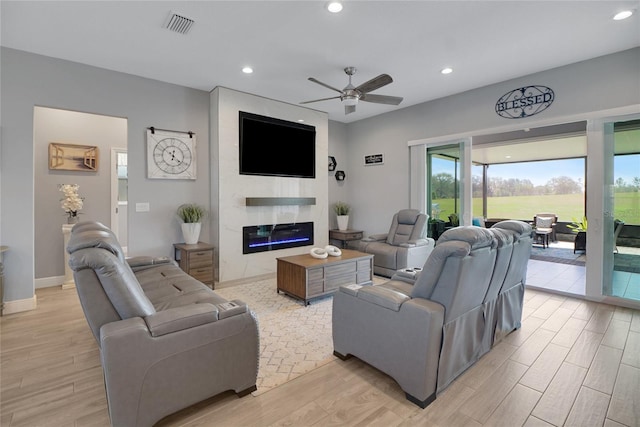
[[300, 67, 403, 115]]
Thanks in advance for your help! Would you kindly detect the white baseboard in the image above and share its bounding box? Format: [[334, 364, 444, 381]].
[[2, 295, 37, 315], [35, 275, 65, 289]]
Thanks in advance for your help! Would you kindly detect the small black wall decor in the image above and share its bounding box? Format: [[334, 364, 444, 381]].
[[328, 156, 337, 171], [495, 85, 554, 119]]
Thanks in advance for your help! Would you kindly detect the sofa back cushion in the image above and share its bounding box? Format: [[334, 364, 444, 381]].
[[484, 228, 514, 302], [68, 226, 156, 341], [434, 227, 497, 322], [491, 220, 532, 292], [67, 226, 126, 264], [386, 209, 428, 245]]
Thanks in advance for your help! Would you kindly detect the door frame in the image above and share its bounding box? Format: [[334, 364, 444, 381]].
[[110, 147, 127, 249]]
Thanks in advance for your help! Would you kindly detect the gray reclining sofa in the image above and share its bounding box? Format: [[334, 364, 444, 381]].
[[67, 221, 259, 427], [333, 220, 531, 408]]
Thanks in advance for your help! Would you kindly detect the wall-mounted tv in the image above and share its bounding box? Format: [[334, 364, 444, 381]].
[[239, 111, 316, 178]]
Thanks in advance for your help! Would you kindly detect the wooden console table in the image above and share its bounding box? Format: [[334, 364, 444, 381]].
[[329, 229, 363, 248], [174, 242, 215, 288], [277, 249, 373, 305]]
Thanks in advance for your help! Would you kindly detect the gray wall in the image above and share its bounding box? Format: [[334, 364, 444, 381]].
[[1, 46, 638, 305], [327, 120, 348, 229], [344, 48, 640, 236], [1, 47, 210, 302], [34, 107, 127, 278]]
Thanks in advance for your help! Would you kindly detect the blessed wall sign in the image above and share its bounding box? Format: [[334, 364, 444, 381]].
[[495, 85, 554, 119]]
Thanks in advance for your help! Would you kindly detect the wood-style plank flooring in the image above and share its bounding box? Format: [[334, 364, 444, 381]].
[[1, 286, 639, 426]]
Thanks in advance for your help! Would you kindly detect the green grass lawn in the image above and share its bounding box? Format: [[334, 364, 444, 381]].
[[432, 192, 639, 224]]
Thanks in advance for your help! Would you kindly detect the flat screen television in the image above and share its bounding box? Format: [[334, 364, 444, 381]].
[[239, 111, 316, 178]]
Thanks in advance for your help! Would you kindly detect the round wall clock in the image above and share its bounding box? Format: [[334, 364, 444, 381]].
[[147, 130, 196, 179]]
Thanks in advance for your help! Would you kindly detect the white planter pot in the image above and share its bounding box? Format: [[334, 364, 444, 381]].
[[181, 222, 201, 244], [337, 215, 349, 231]]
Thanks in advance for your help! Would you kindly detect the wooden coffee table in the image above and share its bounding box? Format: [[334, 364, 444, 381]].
[[277, 249, 373, 305]]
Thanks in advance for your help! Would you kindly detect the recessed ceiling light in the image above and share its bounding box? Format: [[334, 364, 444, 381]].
[[441, 67, 453, 75], [327, 1, 343, 13], [505, 155, 512, 159], [613, 10, 634, 20], [297, 119, 305, 123], [242, 66, 253, 74]]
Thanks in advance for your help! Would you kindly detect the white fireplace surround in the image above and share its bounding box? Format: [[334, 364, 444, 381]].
[[210, 87, 329, 283]]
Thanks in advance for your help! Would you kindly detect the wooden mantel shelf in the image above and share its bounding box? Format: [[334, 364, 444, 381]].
[[245, 197, 316, 206]]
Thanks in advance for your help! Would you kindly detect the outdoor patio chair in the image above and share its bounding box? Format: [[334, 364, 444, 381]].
[[533, 213, 558, 243], [614, 220, 625, 253]]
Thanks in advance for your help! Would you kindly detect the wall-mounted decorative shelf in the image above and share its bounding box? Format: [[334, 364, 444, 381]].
[[245, 197, 316, 206]]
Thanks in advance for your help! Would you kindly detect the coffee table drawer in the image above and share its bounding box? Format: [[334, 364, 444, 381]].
[[325, 273, 357, 291], [325, 262, 356, 278]]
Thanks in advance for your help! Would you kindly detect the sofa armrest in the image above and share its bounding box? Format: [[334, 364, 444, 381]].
[[144, 303, 219, 337], [340, 285, 410, 312], [391, 267, 423, 284], [127, 256, 174, 271], [400, 238, 434, 248], [361, 233, 388, 242]]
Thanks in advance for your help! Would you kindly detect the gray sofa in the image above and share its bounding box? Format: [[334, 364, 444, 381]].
[[358, 209, 435, 277], [333, 220, 531, 408], [67, 221, 259, 427]]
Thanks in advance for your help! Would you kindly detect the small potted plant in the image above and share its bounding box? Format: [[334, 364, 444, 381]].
[[334, 201, 350, 231], [177, 203, 206, 244], [568, 216, 587, 253]]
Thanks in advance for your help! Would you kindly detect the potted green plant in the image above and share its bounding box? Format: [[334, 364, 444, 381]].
[[567, 216, 587, 253], [448, 212, 460, 227], [177, 203, 206, 244], [334, 201, 350, 231]]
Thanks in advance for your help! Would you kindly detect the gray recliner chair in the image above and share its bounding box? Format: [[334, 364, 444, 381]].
[[358, 209, 434, 277], [333, 222, 531, 408], [67, 222, 259, 427]]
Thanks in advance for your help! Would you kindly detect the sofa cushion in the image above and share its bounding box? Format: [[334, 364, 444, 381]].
[[67, 229, 126, 263], [387, 209, 427, 245], [436, 226, 494, 250], [69, 247, 156, 319], [134, 263, 227, 310], [411, 241, 470, 300]]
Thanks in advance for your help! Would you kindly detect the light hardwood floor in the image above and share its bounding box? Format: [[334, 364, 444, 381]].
[[1, 286, 639, 427]]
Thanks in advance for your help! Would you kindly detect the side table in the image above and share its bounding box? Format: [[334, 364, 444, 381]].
[[329, 229, 363, 249], [173, 242, 215, 288]]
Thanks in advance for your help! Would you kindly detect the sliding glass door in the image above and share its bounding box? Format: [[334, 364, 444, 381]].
[[602, 118, 640, 303], [424, 141, 470, 238]]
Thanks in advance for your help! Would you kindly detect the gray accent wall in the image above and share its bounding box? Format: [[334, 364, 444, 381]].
[[1, 47, 210, 302], [344, 48, 640, 237]]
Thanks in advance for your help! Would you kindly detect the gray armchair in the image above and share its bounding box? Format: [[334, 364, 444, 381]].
[[358, 209, 434, 277]]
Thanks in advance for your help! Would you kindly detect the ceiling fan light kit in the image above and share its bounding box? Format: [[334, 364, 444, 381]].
[[301, 66, 403, 115]]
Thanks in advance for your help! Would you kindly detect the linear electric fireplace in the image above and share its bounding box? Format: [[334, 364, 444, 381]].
[[243, 222, 314, 254]]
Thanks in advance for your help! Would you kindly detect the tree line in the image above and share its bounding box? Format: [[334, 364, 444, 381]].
[[430, 173, 640, 199]]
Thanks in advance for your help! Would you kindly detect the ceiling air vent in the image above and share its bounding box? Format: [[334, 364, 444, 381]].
[[165, 11, 194, 35]]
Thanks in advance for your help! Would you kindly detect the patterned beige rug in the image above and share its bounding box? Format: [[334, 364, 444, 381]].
[[215, 277, 335, 395]]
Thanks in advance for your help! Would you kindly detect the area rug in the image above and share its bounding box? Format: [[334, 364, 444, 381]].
[[614, 253, 640, 273], [530, 245, 586, 266], [215, 277, 335, 396]]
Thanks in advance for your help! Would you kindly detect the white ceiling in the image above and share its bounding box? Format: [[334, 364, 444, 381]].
[[1, 1, 639, 123]]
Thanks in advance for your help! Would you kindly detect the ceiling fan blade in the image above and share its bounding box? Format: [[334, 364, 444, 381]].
[[299, 96, 341, 105], [355, 74, 393, 94], [360, 93, 403, 105], [308, 77, 344, 94], [345, 104, 356, 115]]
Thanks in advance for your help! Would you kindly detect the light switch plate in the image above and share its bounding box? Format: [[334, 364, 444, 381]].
[[136, 202, 150, 212]]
